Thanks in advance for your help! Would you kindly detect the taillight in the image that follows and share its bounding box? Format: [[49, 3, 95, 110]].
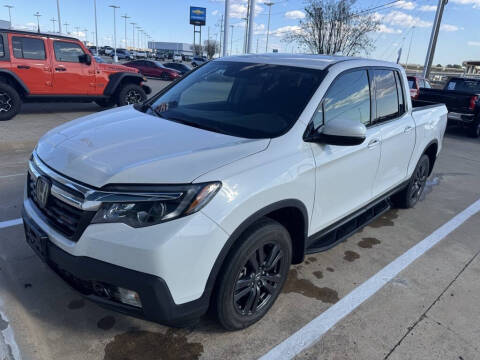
[[469, 95, 478, 110]]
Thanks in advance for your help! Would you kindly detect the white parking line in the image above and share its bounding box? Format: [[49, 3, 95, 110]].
[[260, 198, 480, 360], [0, 219, 23, 230], [0, 174, 24, 179]]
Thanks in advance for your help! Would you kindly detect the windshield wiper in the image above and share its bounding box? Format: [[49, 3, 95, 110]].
[[165, 116, 229, 135]]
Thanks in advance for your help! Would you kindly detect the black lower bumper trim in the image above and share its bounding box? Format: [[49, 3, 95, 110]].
[[22, 208, 209, 327]]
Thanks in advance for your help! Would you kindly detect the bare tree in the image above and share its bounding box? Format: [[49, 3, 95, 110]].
[[191, 44, 204, 56], [204, 40, 220, 59], [286, 0, 379, 56]]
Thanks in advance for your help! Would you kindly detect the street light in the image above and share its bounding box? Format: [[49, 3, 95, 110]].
[[34, 12, 41, 33], [121, 14, 130, 49], [130, 22, 136, 50], [56, 0, 62, 33], [4, 5, 13, 29], [84, 28, 88, 43], [50, 17, 56, 32], [136, 27, 141, 51], [109, 5, 120, 62], [93, 0, 99, 55], [265, 2, 274, 52], [230, 24, 234, 55], [63, 22, 69, 34]]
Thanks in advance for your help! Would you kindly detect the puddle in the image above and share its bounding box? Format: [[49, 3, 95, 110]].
[[326, 267, 335, 272], [313, 271, 323, 279], [369, 209, 398, 228], [343, 251, 360, 262], [103, 329, 204, 360], [67, 299, 85, 310], [307, 257, 317, 262], [420, 176, 440, 200], [283, 269, 339, 303], [358, 237, 381, 249], [97, 316, 116, 330]]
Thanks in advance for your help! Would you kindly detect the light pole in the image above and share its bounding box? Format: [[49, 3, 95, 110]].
[[84, 28, 88, 43], [4, 5, 13, 29], [265, 2, 274, 52], [130, 22, 136, 50], [136, 27, 141, 50], [109, 5, 120, 62], [230, 24, 234, 55], [63, 22, 69, 34], [423, 0, 447, 79], [56, 0, 62, 33], [121, 14, 130, 49], [34, 12, 41, 33], [94, 0, 99, 55], [74, 26, 80, 37], [223, 0, 230, 57], [50, 18, 56, 32]]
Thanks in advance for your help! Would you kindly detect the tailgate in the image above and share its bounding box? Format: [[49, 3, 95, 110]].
[[418, 88, 473, 113]]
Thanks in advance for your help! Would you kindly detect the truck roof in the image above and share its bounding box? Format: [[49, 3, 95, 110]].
[[218, 53, 401, 71], [0, 29, 78, 42]]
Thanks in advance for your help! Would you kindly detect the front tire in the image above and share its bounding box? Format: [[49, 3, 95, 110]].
[[392, 154, 430, 208], [116, 84, 146, 106], [0, 83, 22, 121], [214, 218, 292, 330]]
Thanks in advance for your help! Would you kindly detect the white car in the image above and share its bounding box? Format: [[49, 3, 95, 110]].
[[23, 54, 447, 330], [173, 54, 182, 62]]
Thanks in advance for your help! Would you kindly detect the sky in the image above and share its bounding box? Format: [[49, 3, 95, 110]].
[[3, 0, 480, 65]]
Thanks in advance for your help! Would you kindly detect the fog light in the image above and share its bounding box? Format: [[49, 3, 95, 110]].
[[112, 287, 142, 308]]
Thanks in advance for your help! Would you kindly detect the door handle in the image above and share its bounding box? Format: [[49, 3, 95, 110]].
[[368, 139, 381, 149], [17, 65, 30, 69], [55, 67, 66, 72], [404, 126, 414, 133]]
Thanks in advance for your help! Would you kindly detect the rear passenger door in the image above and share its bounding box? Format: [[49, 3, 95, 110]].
[[51, 40, 95, 95], [372, 69, 415, 196], [308, 69, 382, 234], [10, 35, 52, 94]]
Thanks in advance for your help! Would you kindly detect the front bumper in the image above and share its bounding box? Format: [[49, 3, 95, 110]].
[[22, 208, 209, 326]]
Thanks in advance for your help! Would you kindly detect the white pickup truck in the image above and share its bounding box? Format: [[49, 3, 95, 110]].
[[23, 54, 447, 330]]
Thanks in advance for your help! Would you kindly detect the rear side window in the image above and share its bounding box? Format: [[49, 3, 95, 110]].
[[0, 37, 4, 57], [313, 69, 371, 128], [395, 72, 406, 115], [12, 37, 46, 60], [53, 41, 85, 62], [373, 70, 399, 123]]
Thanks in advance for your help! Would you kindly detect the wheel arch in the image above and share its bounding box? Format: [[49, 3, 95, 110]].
[[0, 69, 29, 97], [201, 199, 308, 309], [104, 72, 151, 96], [423, 140, 438, 176]]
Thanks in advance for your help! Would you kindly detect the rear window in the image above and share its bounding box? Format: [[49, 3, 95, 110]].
[[407, 77, 416, 89], [146, 61, 324, 138], [12, 36, 45, 60], [445, 79, 480, 92], [373, 70, 399, 122]]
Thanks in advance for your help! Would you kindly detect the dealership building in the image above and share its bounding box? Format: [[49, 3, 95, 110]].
[[148, 42, 194, 57]]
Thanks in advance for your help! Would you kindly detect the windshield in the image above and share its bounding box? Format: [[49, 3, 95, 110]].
[[145, 61, 324, 138]]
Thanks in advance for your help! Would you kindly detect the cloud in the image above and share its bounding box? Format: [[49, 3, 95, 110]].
[[212, 10, 219, 16], [285, 10, 305, 19], [377, 24, 402, 34], [270, 25, 302, 37], [450, 0, 480, 8], [468, 41, 480, 46], [229, 2, 264, 19], [375, 10, 432, 28], [441, 24, 462, 32], [419, 5, 437, 11], [394, 1, 416, 10]]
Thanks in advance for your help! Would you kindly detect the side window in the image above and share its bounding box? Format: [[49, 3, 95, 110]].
[[53, 41, 85, 62], [12, 37, 46, 60], [0, 36, 4, 57], [373, 70, 399, 123], [395, 72, 406, 115], [312, 69, 371, 128]]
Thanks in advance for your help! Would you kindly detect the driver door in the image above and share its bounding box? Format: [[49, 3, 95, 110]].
[[308, 69, 382, 235]]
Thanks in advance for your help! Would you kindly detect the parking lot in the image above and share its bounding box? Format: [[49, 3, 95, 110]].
[[0, 78, 480, 360]]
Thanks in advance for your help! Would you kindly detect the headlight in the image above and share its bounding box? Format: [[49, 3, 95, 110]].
[[91, 182, 221, 228]]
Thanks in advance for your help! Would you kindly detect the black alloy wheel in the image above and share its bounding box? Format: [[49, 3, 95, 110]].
[[214, 218, 292, 330], [234, 242, 284, 316], [0, 83, 21, 121], [0, 91, 13, 113], [408, 156, 429, 204]]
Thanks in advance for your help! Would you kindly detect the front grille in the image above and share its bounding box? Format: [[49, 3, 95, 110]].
[[27, 172, 95, 241]]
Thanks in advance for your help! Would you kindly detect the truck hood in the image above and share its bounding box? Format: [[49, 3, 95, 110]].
[[36, 106, 269, 187]]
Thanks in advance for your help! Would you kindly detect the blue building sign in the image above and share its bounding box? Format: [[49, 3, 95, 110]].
[[190, 6, 206, 26]]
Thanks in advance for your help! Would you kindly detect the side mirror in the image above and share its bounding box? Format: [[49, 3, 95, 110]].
[[80, 53, 92, 65], [305, 119, 367, 146]]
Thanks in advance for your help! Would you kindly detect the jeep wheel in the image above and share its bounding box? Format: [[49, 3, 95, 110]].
[[392, 154, 430, 209], [116, 84, 146, 106], [0, 83, 21, 121], [95, 98, 116, 108], [214, 218, 292, 330]]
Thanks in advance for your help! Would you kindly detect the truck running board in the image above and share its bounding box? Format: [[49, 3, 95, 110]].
[[306, 199, 391, 254]]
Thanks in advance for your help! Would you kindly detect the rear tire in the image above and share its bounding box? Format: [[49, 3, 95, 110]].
[[0, 83, 22, 121], [392, 154, 430, 209], [116, 84, 146, 107], [214, 218, 292, 330], [468, 120, 480, 138]]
